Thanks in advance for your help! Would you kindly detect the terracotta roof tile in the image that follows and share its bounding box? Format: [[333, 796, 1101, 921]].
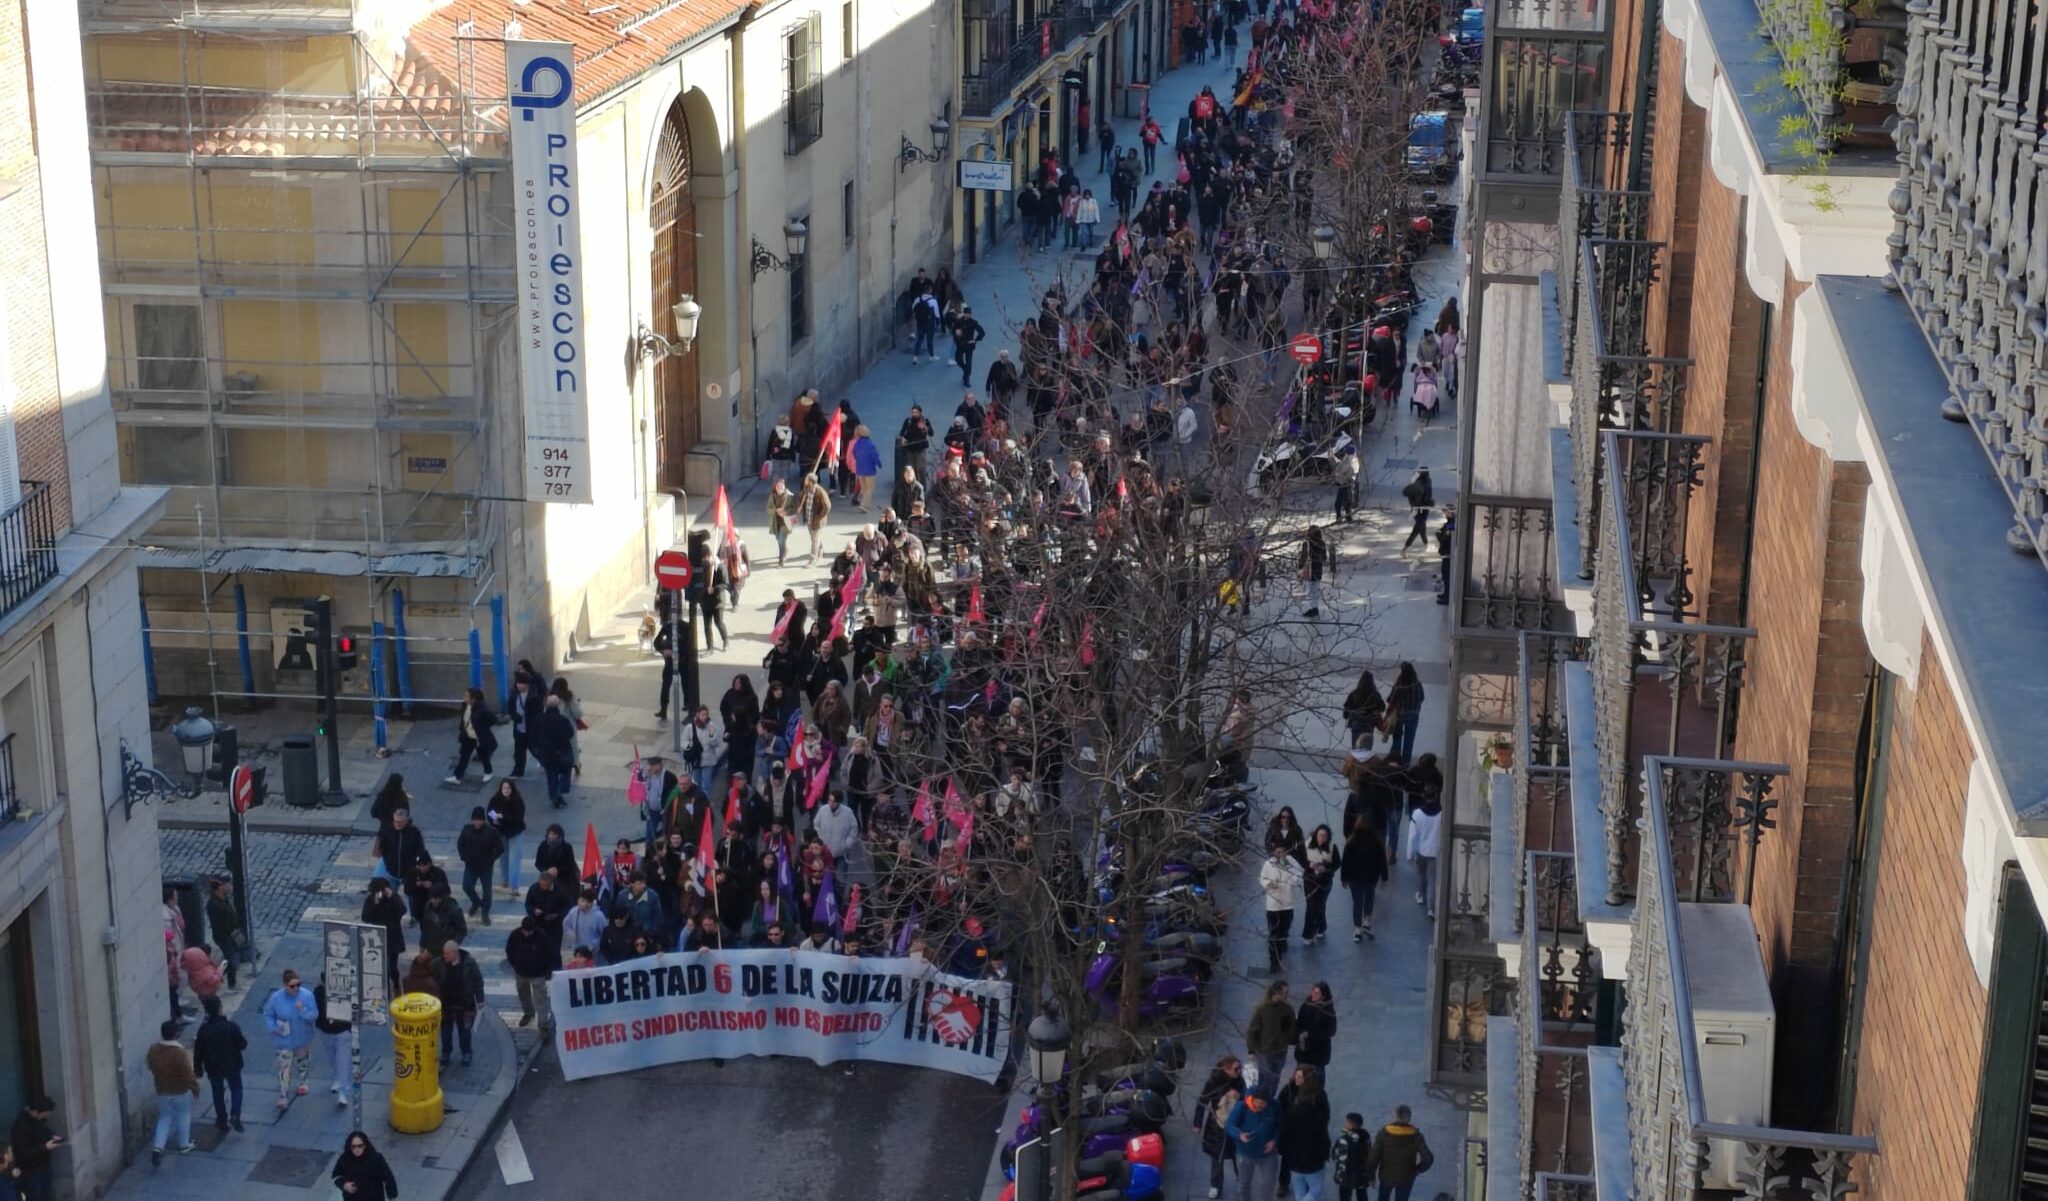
[[408, 0, 754, 110]]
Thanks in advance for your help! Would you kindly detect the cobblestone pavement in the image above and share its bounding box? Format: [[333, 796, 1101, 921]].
[[159, 827, 344, 941]]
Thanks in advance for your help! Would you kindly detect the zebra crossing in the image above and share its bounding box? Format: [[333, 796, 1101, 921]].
[[319, 839, 543, 1053]]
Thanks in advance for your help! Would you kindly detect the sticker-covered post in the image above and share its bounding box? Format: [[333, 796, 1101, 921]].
[[507, 40, 591, 504]]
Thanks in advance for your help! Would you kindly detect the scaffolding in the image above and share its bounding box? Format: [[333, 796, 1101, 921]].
[[82, 0, 520, 701]]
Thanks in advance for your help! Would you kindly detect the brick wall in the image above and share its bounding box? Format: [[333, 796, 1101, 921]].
[[0, 1, 73, 532], [1849, 640, 1982, 1201], [1645, 30, 1702, 360], [1673, 164, 1763, 629]]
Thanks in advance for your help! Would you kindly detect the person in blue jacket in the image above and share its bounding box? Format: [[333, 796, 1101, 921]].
[[851, 425, 882, 511], [1224, 1082, 1283, 1201], [260, 969, 319, 1111]]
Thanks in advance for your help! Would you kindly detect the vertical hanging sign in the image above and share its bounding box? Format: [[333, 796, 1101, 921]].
[[507, 40, 592, 504]]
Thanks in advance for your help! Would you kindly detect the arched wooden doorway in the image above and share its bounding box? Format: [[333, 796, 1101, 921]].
[[650, 99, 701, 492]]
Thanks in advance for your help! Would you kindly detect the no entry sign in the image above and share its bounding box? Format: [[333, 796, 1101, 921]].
[[231, 764, 254, 814], [1288, 333, 1324, 364], [654, 550, 693, 591]]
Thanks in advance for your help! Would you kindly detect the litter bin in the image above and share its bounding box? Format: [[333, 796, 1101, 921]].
[[281, 735, 320, 808], [162, 876, 206, 949]]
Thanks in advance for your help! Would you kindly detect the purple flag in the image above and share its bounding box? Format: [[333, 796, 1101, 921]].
[[891, 907, 921, 957], [813, 867, 840, 930], [775, 844, 796, 905]]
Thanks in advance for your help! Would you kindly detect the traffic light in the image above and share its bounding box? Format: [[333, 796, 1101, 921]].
[[335, 634, 358, 672]]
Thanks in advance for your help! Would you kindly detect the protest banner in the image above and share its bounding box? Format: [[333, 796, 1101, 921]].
[[546, 950, 1014, 1082]]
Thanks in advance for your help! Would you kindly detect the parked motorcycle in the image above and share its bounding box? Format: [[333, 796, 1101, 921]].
[[1248, 411, 1360, 498]]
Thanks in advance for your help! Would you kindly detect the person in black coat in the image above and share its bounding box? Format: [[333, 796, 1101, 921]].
[[533, 824, 577, 881], [332, 1130, 400, 1200], [1192, 1055, 1246, 1197], [529, 696, 577, 808], [191, 999, 248, 1133], [1275, 1065, 1333, 1195], [1295, 982, 1337, 1072], [1340, 825, 1390, 941], [361, 879, 406, 992], [504, 676, 542, 778]]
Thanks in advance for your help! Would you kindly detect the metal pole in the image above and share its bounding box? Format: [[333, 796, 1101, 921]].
[[312, 596, 343, 795], [669, 590, 685, 755], [228, 797, 255, 956], [350, 932, 364, 1136], [391, 590, 416, 717], [233, 582, 256, 702]]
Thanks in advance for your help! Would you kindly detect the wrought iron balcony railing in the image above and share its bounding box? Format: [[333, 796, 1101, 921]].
[[1565, 240, 1693, 573], [1890, 0, 2048, 571], [0, 733, 18, 825], [1462, 497, 1566, 630], [1517, 850, 1598, 1198], [1621, 758, 1879, 1201], [1591, 449, 1755, 904], [960, 4, 1103, 117], [1432, 818, 1506, 1088], [1559, 113, 1649, 356], [0, 483, 60, 626], [1512, 630, 1587, 927]]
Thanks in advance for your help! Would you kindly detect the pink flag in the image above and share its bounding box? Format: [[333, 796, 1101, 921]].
[[913, 779, 937, 843], [724, 774, 743, 828], [819, 410, 845, 465], [1028, 599, 1049, 646], [788, 717, 808, 768], [771, 602, 795, 646], [842, 884, 863, 937], [711, 485, 736, 551], [1080, 616, 1097, 665], [966, 581, 986, 625], [696, 807, 716, 874], [804, 748, 833, 811], [839, 561, 867, 609], [954, 808, 975, 855], [943, 779, 967, 827]]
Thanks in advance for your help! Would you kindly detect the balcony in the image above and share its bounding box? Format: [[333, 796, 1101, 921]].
[[1504, 630, 1587, 941], [959, 3, 1105, 118], [1889, 0, 2048, 573], [1515, 850, 1599, 1196], [1755, 0, 1907, 151], [1557, 113, 1648, 366], [1589, 439, 1755, 905], [1613, 756, 1880, 1200], [0, 484, 60, 628], [1566, 241, 1694, 569]]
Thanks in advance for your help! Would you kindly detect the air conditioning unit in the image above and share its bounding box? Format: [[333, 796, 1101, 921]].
[[1678, 903, 1777, 1191]]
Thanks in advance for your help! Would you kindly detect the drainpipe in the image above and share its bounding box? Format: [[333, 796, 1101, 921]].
[[1625, 0, 1662, 190], [731, 20, 761, 473], [83, 581, 135, 1154]]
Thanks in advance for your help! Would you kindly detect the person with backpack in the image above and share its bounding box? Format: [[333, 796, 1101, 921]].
[[911, 289, 942, 363], [1400, 468, 1435, 553], [950, 305, 987, 388], [1140, 116, 1163, 173], [1365, 1105, 1434, 1201]]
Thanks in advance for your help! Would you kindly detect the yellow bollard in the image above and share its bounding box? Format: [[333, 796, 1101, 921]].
[[387, 993, 444, 1134]]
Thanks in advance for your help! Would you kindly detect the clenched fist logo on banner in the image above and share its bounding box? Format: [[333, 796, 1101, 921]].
[[926, 989, 982, 1046]]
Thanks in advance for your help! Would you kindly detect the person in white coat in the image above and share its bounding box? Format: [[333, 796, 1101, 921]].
[[1259, 843, 1305, 973], [811, 791, 862, 871], [1405, 797, 1444, 919]]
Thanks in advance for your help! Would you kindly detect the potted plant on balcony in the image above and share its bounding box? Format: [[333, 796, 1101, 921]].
[[1486, 734, 1513, 770]]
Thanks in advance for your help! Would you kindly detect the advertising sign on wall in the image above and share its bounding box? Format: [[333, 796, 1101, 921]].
[[958, 159, 1017, 192], [507, 40, 592, 504], [545, 950, 1015, 1082]]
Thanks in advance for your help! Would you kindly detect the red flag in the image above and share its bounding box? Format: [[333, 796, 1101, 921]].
[[724, 774, 743, 828], [966, 581, 986, 625], [819, 410, 845, 466], [696, 805, 716, 874], [804, 749, 833, 810], [770, 602, 795, 646], [913, 779, 937, 843], [842, 884, 863, 937], [711, 485, 737, 551], [838, 561, 867, 609], [580, 822, 602, 880], [1028, 599, 1049, 646], [943, 778, 967, 827], [1080, 616, 1098, 665], [828, 564, 863, 642], [954, 808, 976, 855], [788, 717, 808, 768], [1116, 476, 1129, 503]]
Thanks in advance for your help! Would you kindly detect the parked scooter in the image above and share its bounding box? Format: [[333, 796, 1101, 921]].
[[1249, 409, 1360, 498], [1084, 947, 1206, 1019]]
